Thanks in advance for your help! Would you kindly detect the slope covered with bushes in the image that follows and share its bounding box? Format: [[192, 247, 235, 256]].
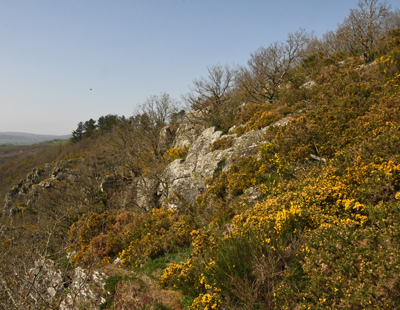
[[1, 1, 400, 309], [159, 29, 400, 309]]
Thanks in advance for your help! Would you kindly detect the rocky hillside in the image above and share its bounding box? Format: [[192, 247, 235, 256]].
[[1, 3, 400, 309]]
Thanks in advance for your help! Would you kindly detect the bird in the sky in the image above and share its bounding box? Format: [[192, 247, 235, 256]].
[[90, 88, 92, 90]]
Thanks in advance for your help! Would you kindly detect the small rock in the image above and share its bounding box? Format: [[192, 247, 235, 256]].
[[243, 186, 262, 202], [113, 257, 121, 265], [300, 80, 316, 89]]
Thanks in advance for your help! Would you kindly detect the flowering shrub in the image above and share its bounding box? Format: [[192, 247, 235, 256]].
[[163, 147, 189, 162], [68, 207, 196, 267], [160, 45, 400, 308], [160, 227, 294, 309], [161, 155, 400, 308], [120, 209, 195, 266], [189, 292, 222, 310], [232, 102, 297, 135], [68, 211, 123, 265], [159, 259, 203, 298], [235, 157, 400, 247], [377, 49, 400, 77], [276, 204, 400, 309], [195, 143, 288, 226]]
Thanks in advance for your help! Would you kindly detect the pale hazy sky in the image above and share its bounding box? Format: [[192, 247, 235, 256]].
[[1, 0, 399, 135]]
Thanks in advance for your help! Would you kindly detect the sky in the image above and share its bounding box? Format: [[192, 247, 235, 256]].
[[1, 0, 399, 135]]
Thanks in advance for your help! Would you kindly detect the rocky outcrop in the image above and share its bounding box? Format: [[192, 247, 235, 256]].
[[160, 125, 269, 207], [2, 160, 80, 216], [3, 167, 45, 212], [27, 259, 66, 305], [136, 177, 162, 211], [159, 112, 294, 208], [3, 110, 293, 216], [60, 267, 108, 310], [172, 110, 207, 149], [26, 167, 43, 183], [27, 257, 110, 310]]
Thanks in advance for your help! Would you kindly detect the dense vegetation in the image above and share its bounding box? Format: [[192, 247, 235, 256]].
[[1, 1, 400, 309]]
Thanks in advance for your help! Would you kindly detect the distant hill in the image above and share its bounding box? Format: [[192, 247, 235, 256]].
[[0, 132, 71, 145]]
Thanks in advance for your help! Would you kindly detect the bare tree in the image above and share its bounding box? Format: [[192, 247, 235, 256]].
[[136, 93, 178, 129], [0, 199, 78, 309], [182, 64, 237, 131], [106, 93, 180, 211], [134, 92, 179, 158], [326, 0, 391, 62], [236, 29, 311, 104], [184, 64, 235, 112], [383, 8, 400, 35]]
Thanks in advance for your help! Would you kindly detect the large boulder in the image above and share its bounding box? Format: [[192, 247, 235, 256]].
[[172, 110, 207, 149], [160, 125, 268, 207], [135, 177, 162, 211], [160, 111, 295, 208]]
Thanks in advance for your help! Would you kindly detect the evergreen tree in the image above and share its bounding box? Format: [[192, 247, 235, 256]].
[[83, 118, 97, 139], [71, 121, 84, 142]]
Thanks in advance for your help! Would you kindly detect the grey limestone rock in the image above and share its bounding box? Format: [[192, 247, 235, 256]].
[[300, 80, 316, 89], [172, 110, 207, 149], [161, 125, 268, 207], [160, 112, 294, 208], [60, 267, 108, 310], [27, 259, 65, 305], [136, 177, 162, 211]]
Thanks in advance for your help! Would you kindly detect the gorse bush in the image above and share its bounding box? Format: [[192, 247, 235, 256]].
[[68, 211, 121, 265], [163, 147, 189, 162], [3, 6, 400, 309], [120, 208, 196, 266], [377, 49, 400, 76], [161, 158, 400, 308], [276, 208, 400, 309], [159, 36, 400, 308], [194, 143, 290, 227], [68, 209, 197, 266]]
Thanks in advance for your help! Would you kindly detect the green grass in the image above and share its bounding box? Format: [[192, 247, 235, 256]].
[[180, 295, 195, 309], [0, 145, 18, 150], [56, 256, 74, 271], [139, 247, 193, 277]]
